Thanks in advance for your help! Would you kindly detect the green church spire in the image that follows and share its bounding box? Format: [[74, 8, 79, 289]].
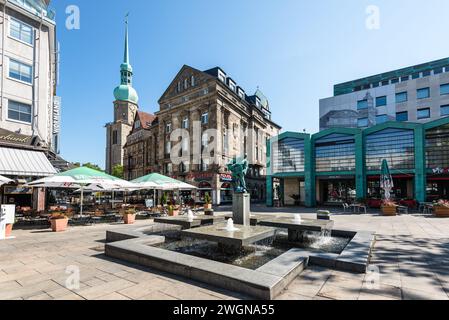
[[114, 13, 139, 104]]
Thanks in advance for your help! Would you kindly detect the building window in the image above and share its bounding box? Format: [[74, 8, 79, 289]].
[[417, 88, 430, 99], [134, 120, 141, 129], [203, 88, 209, 95], [112, 130, 118, 145], [391, 78, 399, 84], [376, 96, 387, 107], [191, 75, 195, 87], [315, 133, 356, 172], [357, 117, 369, 128], [357, 100, 368, 110], [376, 114, 388, 124], [9, 17, 33, 45], [396, 111, 408, 122], [441, 105, 449, 116], [401, 76, 410, 82], [202, 133, 208, 148], [8, 100, 31, 123], [201, 160, 208, 171], [396, 92, 408, 103], [184, 78, 188, 89], [164, 163, 172, 174], [165, 141, 171, 154], [412, 73, 420, 79], [422, 70, 431, 77], [9, 59, 32, 84], [417, 108, 430, 119], [434, 67, 443, 75], [177, 81, 181, 92], [441, 84, 449, 96], [182, 117, 189, 129], [201, 112, 209, 125], [165, 122, 172, 133]]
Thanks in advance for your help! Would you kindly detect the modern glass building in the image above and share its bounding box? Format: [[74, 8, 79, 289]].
[[267, 117, 449, 207]]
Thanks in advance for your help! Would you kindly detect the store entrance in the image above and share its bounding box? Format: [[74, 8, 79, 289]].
[[319, 178, 356, 205], [427, 178, 449, 201]]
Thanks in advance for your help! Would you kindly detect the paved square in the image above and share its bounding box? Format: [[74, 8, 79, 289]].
[[2, 206, 449, 300]]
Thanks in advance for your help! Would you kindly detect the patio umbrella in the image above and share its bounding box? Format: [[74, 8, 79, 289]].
[[27, 167, 136, 216], [0, 175, 13, 186], [132, 173, 196, 207], [380, 159, 394, 201]]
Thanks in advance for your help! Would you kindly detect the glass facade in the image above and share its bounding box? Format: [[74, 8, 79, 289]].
[[315, 133, 355, 172], [365, 128, 415, 171], [272, 137, 305, 173], [426, 124, 449, 169]]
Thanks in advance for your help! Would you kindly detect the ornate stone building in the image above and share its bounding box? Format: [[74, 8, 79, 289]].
[[122, 64, 281, 204]]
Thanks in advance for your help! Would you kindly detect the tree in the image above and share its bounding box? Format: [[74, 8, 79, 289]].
[[78, 162, 103, 172], [111, 164, 124, 179]]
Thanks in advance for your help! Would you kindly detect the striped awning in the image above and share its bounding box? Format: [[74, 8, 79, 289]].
[[0, 147, 57, 177]]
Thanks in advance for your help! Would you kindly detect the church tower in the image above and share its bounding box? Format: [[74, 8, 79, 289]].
[[105, 17, 139, 174]]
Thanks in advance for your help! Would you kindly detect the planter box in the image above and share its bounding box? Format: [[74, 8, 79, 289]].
[[381, 206, 397, 216], [50, 218, 68, 232], [168, 210, 179, 217], [204, 204, 212, 210], [5, 224, 13, 237], [317, 210, 331, 220], [434, 207, 449, 218], [123, 214, 136, 225]]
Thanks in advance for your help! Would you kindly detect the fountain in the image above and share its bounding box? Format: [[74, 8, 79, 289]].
[[221, 218, 240, 232], [187, 210, 195, 222], [104, 155, 375, 299], [293, 214, 302, 224]]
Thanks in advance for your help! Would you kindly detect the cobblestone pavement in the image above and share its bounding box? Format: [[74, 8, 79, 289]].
[[1, 206, 449, 300]]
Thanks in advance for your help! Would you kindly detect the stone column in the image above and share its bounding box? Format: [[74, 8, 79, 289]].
[[233, 193, 251, 226]]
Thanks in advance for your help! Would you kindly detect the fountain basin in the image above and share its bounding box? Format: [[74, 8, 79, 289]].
[[258, 216, 334, 233], [154, 215, 225, 230]]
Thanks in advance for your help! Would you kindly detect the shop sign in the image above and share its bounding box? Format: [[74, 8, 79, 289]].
[[187, 172, 213, 182], [220, 174, 233, 182], [0, 129, 32, 146], [432, 167, 449, 175], [4, 186, 33, 195]]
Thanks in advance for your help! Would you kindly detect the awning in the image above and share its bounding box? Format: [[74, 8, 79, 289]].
[[0, 147, 57, 177]]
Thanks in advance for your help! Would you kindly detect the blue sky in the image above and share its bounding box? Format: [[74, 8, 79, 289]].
[[53, 0, 449, 168]]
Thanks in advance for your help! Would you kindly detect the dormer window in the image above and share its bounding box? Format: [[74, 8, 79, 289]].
[[135, 120, 141, 129], [256, 98, 261, 108], [191, 75, 195, 86], [237, 88, 245, 99], [184, 78, 188, 89], [218, 70, 226, 83], [228, 79, 236, 92], [177, 81, 181, 92]]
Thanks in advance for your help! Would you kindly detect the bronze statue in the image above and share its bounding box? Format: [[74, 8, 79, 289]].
[[226, 154, 249, 193]]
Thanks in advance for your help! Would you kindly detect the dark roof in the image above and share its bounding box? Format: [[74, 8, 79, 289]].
[[137, 111, 156, 129]]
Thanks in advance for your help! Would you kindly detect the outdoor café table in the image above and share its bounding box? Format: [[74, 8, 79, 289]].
[[419, 202, 433, 213], [423, 203, 434, 214], [349, 204, 367, 214]]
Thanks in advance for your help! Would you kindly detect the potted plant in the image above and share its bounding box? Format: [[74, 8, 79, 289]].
[[381, 200, 397, 216], [122, 208, 136, 224], [50, 213, 69, 232], [204, 193, 212, 210], [161, 193, 168, 207], [168, 205, 180, 217], [5, 221, 14, 238], [433, 200, 449, 217]]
